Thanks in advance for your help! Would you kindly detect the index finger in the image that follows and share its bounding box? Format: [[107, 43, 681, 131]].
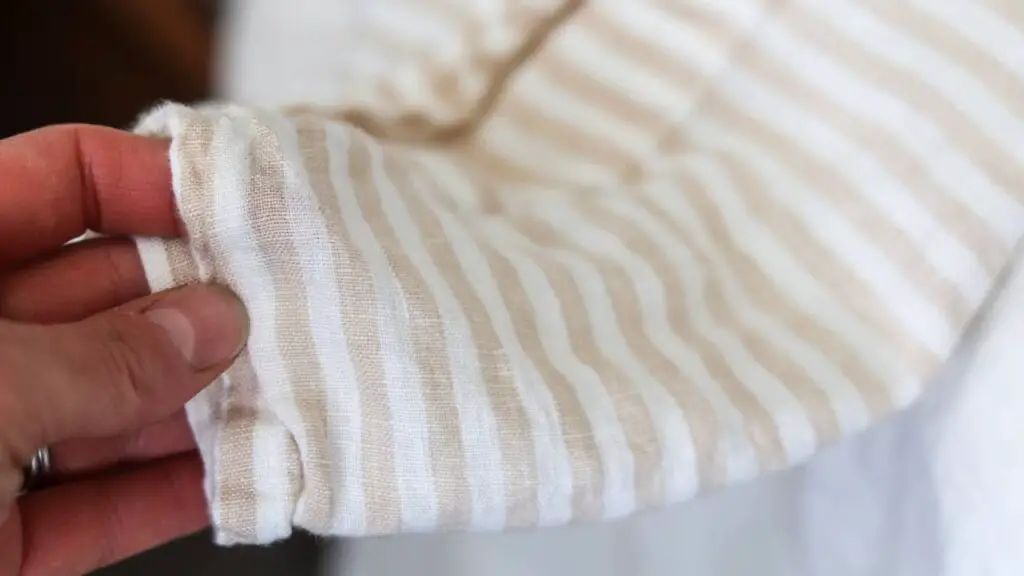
[[0, 124, 180, 267]]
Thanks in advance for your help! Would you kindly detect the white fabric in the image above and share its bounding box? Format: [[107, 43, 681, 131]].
[[214, 0, 1024, 573]]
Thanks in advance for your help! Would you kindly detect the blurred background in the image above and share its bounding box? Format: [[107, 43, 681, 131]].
[[3, 1, 214, 136], [3, 1, 320, 574]]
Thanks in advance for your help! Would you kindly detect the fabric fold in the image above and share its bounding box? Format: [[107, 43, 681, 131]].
[[134, 0, 1024, 545]]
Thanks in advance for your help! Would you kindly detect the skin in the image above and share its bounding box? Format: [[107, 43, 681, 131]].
[[0, 125, 249, 576]]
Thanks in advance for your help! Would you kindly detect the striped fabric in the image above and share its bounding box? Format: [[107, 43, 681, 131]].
[[134, 0, 1024, 545]]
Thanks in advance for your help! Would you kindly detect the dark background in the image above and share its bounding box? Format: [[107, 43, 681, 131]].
[[2, 1, 215, 138], [2, 2, 320, 574]]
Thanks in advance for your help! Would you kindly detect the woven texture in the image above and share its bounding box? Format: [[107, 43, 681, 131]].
[[134, 0, 1024, 545]]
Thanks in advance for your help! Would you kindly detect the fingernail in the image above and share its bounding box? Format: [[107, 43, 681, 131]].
[[144, 285, 249, 370]]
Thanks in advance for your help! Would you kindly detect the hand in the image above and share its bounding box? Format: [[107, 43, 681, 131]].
[[0, 125, 249, 576]]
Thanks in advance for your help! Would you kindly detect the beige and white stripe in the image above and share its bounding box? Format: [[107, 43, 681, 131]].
[[134, 0, 1024, 544]]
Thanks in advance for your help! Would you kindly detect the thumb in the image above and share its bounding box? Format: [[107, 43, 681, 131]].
[[1, 284, 248, 462]]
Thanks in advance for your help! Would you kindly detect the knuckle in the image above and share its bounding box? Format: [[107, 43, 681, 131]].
[[0, 327, 43, 457], [98, 242, 137, 301], [85, 316, 158, 421]]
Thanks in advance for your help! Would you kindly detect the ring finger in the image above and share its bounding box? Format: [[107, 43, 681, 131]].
[[46, 412, 196, 480]]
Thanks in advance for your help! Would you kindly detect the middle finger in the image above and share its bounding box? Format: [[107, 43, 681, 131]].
[[0, 237, 149, 323]]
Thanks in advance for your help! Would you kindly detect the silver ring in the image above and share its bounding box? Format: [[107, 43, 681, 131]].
[[20, 447, 51, 494]]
